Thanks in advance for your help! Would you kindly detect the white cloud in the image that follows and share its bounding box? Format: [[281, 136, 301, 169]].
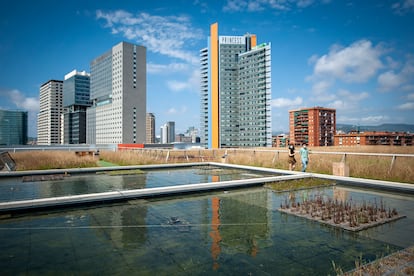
[[311, 80, 333, 94], [167, 106, 188, 114], [270, 96, 303, 108], [392, 0, 414, 14], [167, 81, 189, 92], [407, 93, 414, 100], [337, 90, 369, 101], [167, 107, 178, 114], [223, 0, 327, 12], [377, 71, 404, 91], [96, 10, 203, 65], [167, 69, 200, 93], [327, 90, 369, 110], [377, 56, 414, 92], [309, 40, 384, 84], [147, 63, 189, 74], [8, 89, 39, 112], [360, 115, 390, 124], [397, 102, 414, 110], [338, 115, 390, 125]]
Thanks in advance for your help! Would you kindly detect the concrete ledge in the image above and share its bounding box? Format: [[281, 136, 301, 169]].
[[1, 162, 412, 213], [0, 174, 306, 213], [0, 162, 209, 177]]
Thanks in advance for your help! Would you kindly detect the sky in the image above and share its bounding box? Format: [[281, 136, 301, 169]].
[[1, 0, 414, 138]]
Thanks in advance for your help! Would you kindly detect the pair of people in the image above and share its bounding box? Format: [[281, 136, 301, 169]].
[[287, 143, 309, 172]]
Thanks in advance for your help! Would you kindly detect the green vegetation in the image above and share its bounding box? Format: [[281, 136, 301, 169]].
[[264, 178, 333, 192], [97, 160, 119, 167], [98, 169, 145, 176]]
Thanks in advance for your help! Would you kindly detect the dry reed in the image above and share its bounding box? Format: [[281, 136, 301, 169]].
[[7, 146, 414, 183], [10, 151, 98, 170]]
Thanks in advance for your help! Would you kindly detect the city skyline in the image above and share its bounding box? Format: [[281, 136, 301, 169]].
[[1, 0, 414, 138]]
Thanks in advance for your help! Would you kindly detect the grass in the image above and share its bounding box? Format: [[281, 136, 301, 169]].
[[264, 178, 333, 192], [97, 169, 145, 176], [10, 151, 98, 170], [7, 146, 414, 183]]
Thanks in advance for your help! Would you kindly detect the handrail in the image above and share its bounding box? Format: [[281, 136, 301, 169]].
[[1, 146, 414, 158]]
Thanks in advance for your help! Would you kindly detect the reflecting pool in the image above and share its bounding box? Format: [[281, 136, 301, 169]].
[[0, 166, 277, 202], [1, 184, 413, 275]]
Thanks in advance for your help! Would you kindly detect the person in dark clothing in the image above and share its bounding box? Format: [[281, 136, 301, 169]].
[[288, 143, 296, 171]]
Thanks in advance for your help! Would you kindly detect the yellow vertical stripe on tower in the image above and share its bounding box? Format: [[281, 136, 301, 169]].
[[210, 23, 219, 149], [251, 35, 257, 48]]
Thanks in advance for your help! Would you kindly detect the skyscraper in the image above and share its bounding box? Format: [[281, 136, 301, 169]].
[[0, 109, 28, 145], [160, 121, 175, 144], [62, 70, 91, 144], [86, 41, 146, 144], [289, 107, 336, 147], [37, 80, 63, 145], [200, 23, 272, 149], [146, 112, 155, 144]]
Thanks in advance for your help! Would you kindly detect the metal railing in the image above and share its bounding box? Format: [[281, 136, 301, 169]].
[[1, 145, 414, 173]]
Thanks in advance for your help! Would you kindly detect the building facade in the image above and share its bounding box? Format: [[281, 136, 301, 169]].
[[146, 113, 155, 144], [200, 23, 272, 149], [62, 70, 91, 144], [289, 107, 336, 147], [86, 41, 146, 144], [0, 109, 28, 145], [37, 80, 63, 145], [334, 131, 413, 146], [160, 121, 175, 144], [272, 134, 289, 148]]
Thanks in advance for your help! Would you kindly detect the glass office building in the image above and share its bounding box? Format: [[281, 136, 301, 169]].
[[200, 23, 272, 149], [87, 42, 147, 144], [0, 109, 28, 145], [62, 70, 91, 144]]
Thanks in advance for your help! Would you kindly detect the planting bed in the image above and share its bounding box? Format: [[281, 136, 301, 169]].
[[278, 195, 406, 232]]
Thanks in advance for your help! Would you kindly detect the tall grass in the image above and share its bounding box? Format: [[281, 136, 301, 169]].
[[222, 147, 414, 183], [10, 151, 98, 170], [8, 146, 414, 183]]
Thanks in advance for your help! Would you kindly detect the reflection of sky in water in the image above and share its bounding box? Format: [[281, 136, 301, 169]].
[[0, 167, 276, 202], [0, 185, 413, 275]]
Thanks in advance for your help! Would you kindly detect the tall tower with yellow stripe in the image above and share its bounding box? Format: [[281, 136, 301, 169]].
[[200, 23, 272, 149]]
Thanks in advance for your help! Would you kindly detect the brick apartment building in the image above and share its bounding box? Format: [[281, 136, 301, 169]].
[[334, 131, 413, 146], [289, 107, 336, 147]]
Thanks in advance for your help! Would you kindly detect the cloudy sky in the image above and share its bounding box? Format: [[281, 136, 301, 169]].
[[1, 0, 413, 137]]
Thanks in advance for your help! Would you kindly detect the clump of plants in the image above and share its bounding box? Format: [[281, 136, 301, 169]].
[[265, 178, 333, 192], [279, 195, 405, 231], [98, 169, 145, 176], [11, 151, 98, 170]]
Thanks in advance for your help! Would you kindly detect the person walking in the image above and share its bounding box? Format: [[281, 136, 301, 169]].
[[299, 143, 310, 172], [288, 143, 296, 171]]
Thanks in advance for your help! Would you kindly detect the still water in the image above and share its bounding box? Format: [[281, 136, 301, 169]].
[[1, 182, 413, 275], [0, 166, 276, 202]]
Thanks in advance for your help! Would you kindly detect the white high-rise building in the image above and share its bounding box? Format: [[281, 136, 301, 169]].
[[200, 23, 272, 148], [37, 80, 63, 145], [160, 121, 175, 144], [86, 41, 147, 144]]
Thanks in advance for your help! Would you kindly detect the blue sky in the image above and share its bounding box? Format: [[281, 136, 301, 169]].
[[1, 0, 414, 138]]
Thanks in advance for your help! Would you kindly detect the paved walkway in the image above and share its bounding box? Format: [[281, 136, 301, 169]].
[[344, 246, 414, 275]]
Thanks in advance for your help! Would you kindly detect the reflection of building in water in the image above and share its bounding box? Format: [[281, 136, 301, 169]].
[[333, 187, 348, 202], [209, 189, 271, 269], [211, 175, 220, 183], [210, 197, 221, 270], [90, 202, 149, 249], [38, 174, 147, 198], [36, 174, 149, 249]]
